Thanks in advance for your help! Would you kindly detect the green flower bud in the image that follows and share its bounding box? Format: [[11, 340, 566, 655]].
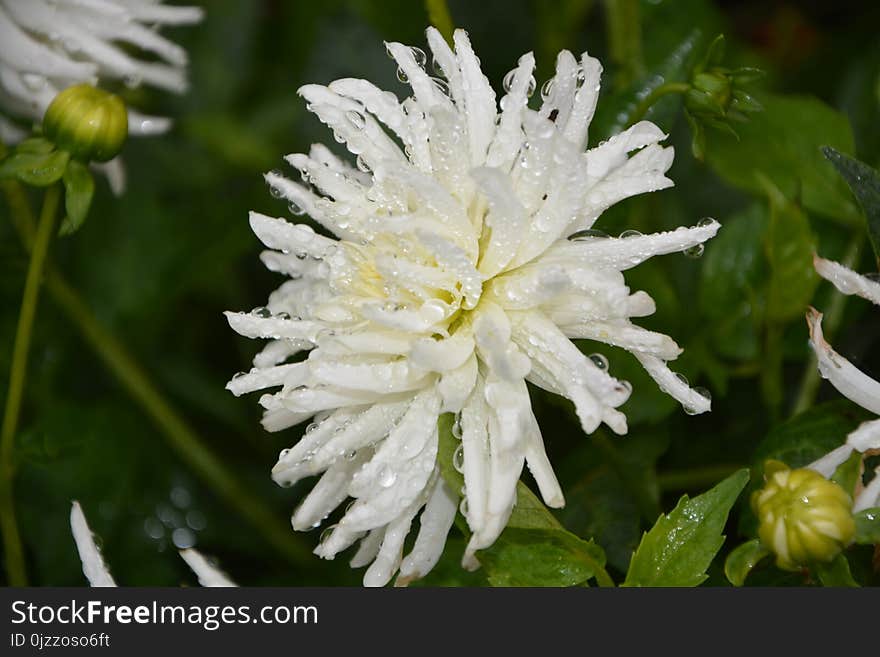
[[42, 84, 128, 163], [685, 71, 732, 117], [752, 463, 855, 571]]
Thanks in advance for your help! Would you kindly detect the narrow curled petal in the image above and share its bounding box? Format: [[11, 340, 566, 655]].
[[179, 549, 238, 587], [806, 308, 880, 415], [814, 255, 880, 306], [70, 501, 116, 587]]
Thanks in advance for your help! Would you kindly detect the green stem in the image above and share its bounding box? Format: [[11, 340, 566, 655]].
[[657, 464, 743, 492], [624, 82, 691, 127], [791, 234, 864, 416], [1, 184, 61, 586], [3, 183, 310, 567], [425, 0, 454, 45], [603, 0, 645, 91]]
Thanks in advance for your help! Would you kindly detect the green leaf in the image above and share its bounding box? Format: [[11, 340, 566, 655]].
[[705, 93, 859, 223], [724, 538, 770, 586], [830, 450, 862, 497], [623, 468, 749, 587], [0, 149, 69, 186], [15, 137, 56, 155], [814, 554, 859, 587], [699, 204, 767, 359], [821, 146, 880, 263], [853, 508, 880, 545], [60, 160, 95, 236], [436, 414, 612, 586], [479, 528, 606, 587], [761, 175, 818, 322]]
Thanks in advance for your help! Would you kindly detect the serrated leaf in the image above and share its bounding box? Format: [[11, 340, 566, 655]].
[[623, 468, 749, 587], [853, 508, 880, 545], [814, 553, 859, 587], [60, 160, 95, 235], [0, 149, 69, 186], [478, 528, 605, 587], [705, 93, 858, 223], [760, 175, 818, 322], [821, 146, 880, 263], [724, 538, 770, 586]]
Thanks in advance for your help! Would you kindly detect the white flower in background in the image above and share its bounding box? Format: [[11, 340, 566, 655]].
[[804, 255, 880, 511], [0, 0, 203, 189], [226, 27, 719, 586], [70, 501, 236, 587]]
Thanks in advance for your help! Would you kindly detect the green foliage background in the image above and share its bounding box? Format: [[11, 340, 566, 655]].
[[1, 0, 879, 586]]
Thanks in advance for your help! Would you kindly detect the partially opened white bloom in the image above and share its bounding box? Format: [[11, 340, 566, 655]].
[[805, 255, 880, 512], [0, 0, 202, 141], [227, 27, 718, 586], [70, 501, 236, 587]]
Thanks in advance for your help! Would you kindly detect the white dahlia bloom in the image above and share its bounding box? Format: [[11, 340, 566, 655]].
[[0, 0, 202, 144], [226, 27, 719, 586], [805, 256, 880, 511], [70, 501, 236, 587]]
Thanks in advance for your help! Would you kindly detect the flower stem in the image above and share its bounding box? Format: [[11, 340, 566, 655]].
[[603, 0, 645, 91], [791, 233, 865, 416], [1, 184, 61, 586], [624, 82, 691, 127], [2, 182, 311, 567], [425, 0, 455, 45]]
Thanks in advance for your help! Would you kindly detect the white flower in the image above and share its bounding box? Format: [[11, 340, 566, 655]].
[[70, 501, 236, 587], [226, 27, 719, 586], [804, 256, 880, 512], [0, 0, 202, 187]]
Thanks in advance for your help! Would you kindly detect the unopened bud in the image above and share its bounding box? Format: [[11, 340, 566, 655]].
[[752, 463, 855, 571], [43, 84, 128, 163]]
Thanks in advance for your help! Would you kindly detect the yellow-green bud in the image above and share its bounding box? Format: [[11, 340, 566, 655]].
[[42, 84, 128, 163], [751, 464, 855, 571]]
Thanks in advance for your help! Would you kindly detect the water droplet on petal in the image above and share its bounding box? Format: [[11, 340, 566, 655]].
[[684, 243, 705, 258], [698, 217, 715, 227], [503, 70, 516, 92], [345, 110, 366, 131], [620, 229, 643, 239], [252, 306, 272, 318], [319, 524, 338, 544], [589, 353, 609, 371], [569, 229, 609, 241], [675, 372, 689, 386], [541, 78, 555, 100], [453, 444, 465, 473], [378, 465, 397, 488]]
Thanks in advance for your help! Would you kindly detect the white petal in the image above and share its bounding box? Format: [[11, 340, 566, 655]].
[[634, 352, 712, 415], [396, 477, 457, 586], [814, 255, 880, 306], [70, 501, 116, 587], [806, 308, 880, 415], [179, 549, 237, 587]]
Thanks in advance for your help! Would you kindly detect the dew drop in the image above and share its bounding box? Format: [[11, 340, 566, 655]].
[[619, 229, 643, 239], [356, 154, 371, 173], [541, 78, 555, 100], [503, 70, 516, 92], [683, 243, 705, 258], [453, 444, 465, 473], [569, 228, 609, 241], [378, 465, 397, 488], [451, 417, 463, 440], [410, 47, 427, 68], [865, 273, 880, 283], [345, 110, 366, 131], [319, 524, 338, 544], [396, 67, 409, 84], [459, 497, 469, 517], [674, 372, 689, 386], [252, 306, 272, 318], [698, 217, 715, 227], [589, 353, 609, 371], [694, 386, 712, 402]]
